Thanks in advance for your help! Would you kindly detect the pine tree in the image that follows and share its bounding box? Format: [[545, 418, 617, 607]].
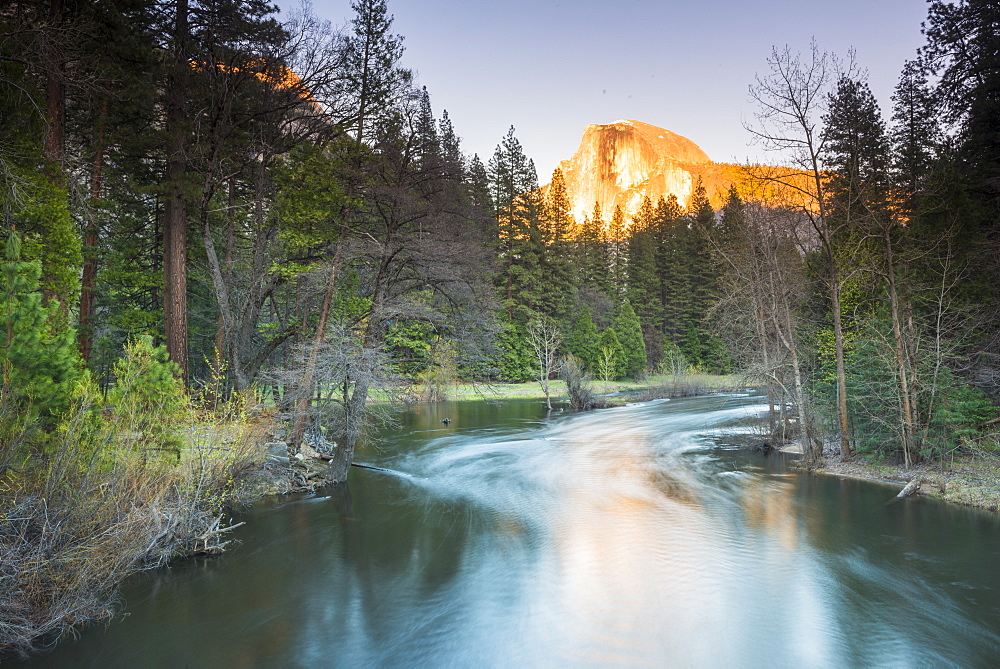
[[539, 167, 577, 321], [438, 109, 464, 175], [342, 0, 408, 144], [890, 59, 940, 205], [627, 197, 658, 327], [565, 306, 601, 371], [823, 77, 890, 213], [652, 194, 689, 347], [684, 179, 720, 367], [613, 299, 647, 378], [488, 127, 545, 321], [109, 334, 188, 456], [608, 204, 628, 297], [0, 231, 82, 424], [922, 0, 1000, 216], [414, 86, 439, 162]]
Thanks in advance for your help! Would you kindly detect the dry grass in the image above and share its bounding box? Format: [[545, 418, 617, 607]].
[[0, 396, 269, 658]]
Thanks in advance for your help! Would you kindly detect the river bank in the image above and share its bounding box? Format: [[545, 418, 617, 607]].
[[817, 454, 1000, 513]]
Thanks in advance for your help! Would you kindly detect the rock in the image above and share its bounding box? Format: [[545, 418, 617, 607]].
[[265, 442, 288, 457], [299, 443, 321, 460], [266, 455, 290, 466], [898, 478, 922, 498]]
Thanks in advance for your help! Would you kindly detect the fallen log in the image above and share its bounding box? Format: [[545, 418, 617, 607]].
[[897, 478, 921, 498]]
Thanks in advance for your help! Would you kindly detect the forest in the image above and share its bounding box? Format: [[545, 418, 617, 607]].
[[2, 0, 999, 657]]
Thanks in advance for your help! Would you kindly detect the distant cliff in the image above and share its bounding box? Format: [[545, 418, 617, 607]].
[[554, 119, 748, 225]]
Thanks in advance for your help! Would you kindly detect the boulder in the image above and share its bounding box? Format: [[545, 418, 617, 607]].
[[265, 442, 288, 457]]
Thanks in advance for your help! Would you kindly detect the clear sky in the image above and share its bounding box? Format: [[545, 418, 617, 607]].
[[282, 0, 931, 179]]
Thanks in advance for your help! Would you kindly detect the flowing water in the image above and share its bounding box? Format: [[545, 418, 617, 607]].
[[20, 394, 1000, 667]]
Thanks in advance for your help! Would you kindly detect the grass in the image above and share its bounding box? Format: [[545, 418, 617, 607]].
[[432, 373, 742, 402]]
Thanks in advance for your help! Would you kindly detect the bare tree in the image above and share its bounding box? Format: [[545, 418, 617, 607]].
[[746, 42, 854, 460], [527, 317, 561, 410], [710, 200, 822, 462]]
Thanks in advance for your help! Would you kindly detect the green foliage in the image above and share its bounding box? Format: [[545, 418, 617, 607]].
[[0, 232, 83, 425], [495, 321, 534, 382], [565, 306, 601, 372], [109, 335, 189, 457], [598, 327, 623, 381], [14, 179, 82, 315], [274, 141, 354, 255], [613, 300, 647, 378], [385, 319, 434, 377], [419, 341, 458, 401], [923, 367, 998, 456]]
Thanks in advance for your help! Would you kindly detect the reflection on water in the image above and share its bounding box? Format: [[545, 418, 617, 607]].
[[20, 395, 1000, 667]]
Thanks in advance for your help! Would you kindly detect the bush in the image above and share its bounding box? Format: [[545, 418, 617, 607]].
[[108, 335, 189, 459], [561, 354, 595, 411]]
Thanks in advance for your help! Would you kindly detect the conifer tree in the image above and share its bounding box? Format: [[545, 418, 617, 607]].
[[540, 167, 577, 321], [466, 154, 493, 216], [342, 0, 408, 144], [613, 299, 647, 378], [577, 201, 610, 293], [684, 179, 721, 366], [438, 109, 464, 175], [627, 197, 658, 326], [890, 59, 940, 204], [488, 127, 545, 321], [565, 306, 601, 371], [0, 231, 82, 424], [414, 86, 440, 162], [608, 204, 628, 297], [652, 194, 689, 346]]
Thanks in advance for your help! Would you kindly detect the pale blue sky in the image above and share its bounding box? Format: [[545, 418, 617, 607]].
[[283, 0, 930, 178]]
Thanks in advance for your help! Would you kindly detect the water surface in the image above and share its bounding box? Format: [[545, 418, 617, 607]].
[[22, 395, 1000, 667]]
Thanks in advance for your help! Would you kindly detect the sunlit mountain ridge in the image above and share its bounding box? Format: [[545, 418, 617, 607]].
[[551, 119, 799, 226]]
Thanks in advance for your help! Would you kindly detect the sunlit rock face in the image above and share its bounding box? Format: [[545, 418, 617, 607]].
[[556, 119, 739, 225]]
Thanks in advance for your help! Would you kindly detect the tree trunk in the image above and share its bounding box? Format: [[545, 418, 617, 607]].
[[79, 103, 107, 363], [290, 243, 343, 450], [829, 270, 853, 460], [163, 0, 190, 382], [44, 0, 65, 170], [885, 228, 917, 466]]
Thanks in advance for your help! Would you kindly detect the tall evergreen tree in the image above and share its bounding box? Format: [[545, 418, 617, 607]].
[[488, 127, 544, 321], [342, 0, 409, 144], [540, 167, 577, 321], [565, 306, 601, 371], [627, 197, 658, 327], [922, 0, 1000, 218], [652, 194, 689, 347], [890, 59, 940, 203], [608, 204, 628, 297], [613, 299, 647, 378]]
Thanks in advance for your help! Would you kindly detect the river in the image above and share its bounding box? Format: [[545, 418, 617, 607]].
[[19, 394, 1000, 667]]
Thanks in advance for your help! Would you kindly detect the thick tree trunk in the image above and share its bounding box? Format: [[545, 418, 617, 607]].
[[79, 103, 107, 363], [163, 0, 190, 382], [44, 0, 65, 168], [327, 372, 371, 484]]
